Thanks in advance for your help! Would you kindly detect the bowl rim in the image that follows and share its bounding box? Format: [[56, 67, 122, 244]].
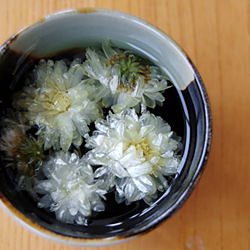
[[0, 8, 212, 246]]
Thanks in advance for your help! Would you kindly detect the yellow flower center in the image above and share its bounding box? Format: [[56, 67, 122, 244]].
[[128, 138, 155, 160], [135, 139, 151, 156], [39, 90, 71, 114]]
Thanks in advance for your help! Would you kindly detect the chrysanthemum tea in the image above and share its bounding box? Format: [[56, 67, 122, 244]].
[[0, 42, 184, 226]]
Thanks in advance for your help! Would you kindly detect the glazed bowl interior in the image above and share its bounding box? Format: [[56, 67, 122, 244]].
[[0, 9, 211, 243]]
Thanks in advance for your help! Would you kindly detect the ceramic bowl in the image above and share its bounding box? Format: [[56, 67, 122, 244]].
[[0, 9, 211, 246]]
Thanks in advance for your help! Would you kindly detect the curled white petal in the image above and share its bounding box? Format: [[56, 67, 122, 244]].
[[35, 152, 107, 225], [85, 109, 181, 204]]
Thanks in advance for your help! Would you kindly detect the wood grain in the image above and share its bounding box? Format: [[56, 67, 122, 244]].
[[0, 0, 249, 249]]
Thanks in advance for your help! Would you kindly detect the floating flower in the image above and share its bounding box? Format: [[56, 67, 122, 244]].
[[82, 41, 169, 113], [0, 118, 44, 176], [16, 59, 103, 151], [85, 109, 181, 204], [35, 152, 107, 225]]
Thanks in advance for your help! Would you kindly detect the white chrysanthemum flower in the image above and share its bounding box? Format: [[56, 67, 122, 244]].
[[85, 109, 181, 204], [16, 59, 103, 151], [0, 117, 44, 176], [82, 41, 169, 113], [35, 152, 107, 225]]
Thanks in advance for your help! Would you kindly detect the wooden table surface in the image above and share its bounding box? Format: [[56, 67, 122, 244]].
[[0, 1, 249, 250]]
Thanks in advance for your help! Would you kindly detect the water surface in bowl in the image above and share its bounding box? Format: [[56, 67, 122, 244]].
[[0, 43, 200, 239]]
